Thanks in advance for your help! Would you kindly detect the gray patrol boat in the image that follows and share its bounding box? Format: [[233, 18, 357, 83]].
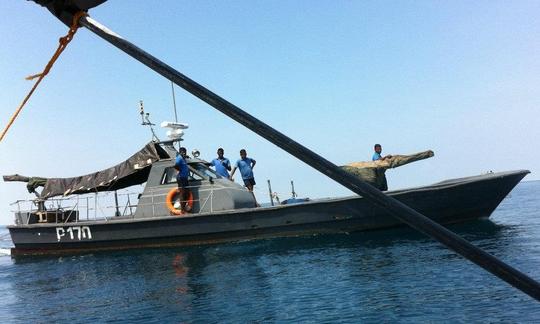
[[3, 123, 529, 255]]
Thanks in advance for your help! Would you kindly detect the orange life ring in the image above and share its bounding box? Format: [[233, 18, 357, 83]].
[[165, 188, 194, 215]]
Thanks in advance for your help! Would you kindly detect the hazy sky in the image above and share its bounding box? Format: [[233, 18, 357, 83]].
[[0, 1, 538, 224]]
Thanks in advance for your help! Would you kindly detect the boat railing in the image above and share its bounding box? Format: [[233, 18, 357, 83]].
[[10, 184, 217, 224], [140, 184, 217, 215], [10, 191, 141, 225]]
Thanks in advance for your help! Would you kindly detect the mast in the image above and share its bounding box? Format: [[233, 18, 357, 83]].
[[139, 100, 159, 142]]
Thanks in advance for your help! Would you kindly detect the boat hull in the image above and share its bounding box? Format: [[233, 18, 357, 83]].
[[8, 170, 529, 255]]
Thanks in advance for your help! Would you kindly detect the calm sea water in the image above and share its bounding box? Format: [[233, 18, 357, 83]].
[[0, 182, 539, 323]]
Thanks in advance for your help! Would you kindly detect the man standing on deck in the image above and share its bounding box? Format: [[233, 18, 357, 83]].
[[175, 147, 191, 212], [230, 149, 257, 192], [372, 144, 392, 161], [371, 144, 390, 191], [211, 148, 232, 178]]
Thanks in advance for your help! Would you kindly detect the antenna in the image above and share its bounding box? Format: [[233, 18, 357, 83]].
[[291, 180, 297, 198], [267, 179, 274, 206], [139, 100, 159, 141]]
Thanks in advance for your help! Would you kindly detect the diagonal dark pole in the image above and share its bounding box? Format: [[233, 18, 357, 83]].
[[77, 16, 540, 301], [29, 9, 537, 300]]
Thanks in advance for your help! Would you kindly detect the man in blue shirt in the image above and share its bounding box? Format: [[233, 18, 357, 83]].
[[372, 144, 391, 191], [174, 147, 191, 212], [230, 149, 256, 192], [211, 148, 231, 178], [372, 144, 392, 161]]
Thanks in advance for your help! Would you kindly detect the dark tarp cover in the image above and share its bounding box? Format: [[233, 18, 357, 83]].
[[40, 142, 171, 198]]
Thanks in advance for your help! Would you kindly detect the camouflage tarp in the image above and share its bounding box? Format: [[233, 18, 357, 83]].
[[340, 150, 434, 191], [3, 142, 172, 199], [2, 174, 47, 194]]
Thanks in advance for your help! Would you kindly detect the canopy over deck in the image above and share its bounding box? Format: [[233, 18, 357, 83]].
[[3, 141, 172, 199]]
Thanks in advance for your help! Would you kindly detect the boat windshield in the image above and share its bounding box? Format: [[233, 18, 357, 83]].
[[161, 163, 221, 184], [191, 163, 222, 179]]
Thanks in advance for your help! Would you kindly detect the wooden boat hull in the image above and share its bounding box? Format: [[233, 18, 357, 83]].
[[8, 170, 529, 256]]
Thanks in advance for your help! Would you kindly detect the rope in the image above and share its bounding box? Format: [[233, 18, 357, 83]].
[[0, 11, 88, 143]]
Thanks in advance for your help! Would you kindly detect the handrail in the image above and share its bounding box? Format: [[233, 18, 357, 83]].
[[9, 187, 213, 224]]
